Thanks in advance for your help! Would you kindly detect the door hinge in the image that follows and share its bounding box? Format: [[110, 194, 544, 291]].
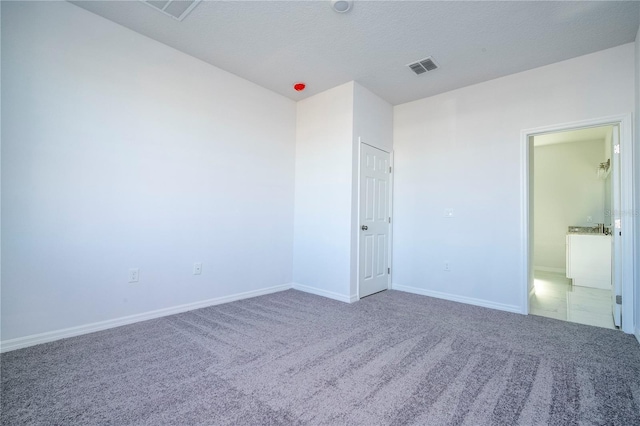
[[388, 217, 391, 223], [388, 267, 390, 274], [614, 144, 620, 154], [389, 166, 392, 173], [616, 295, 622, 305]]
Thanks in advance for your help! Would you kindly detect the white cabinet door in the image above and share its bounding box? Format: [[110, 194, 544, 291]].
[[566, 235, 611, 289]]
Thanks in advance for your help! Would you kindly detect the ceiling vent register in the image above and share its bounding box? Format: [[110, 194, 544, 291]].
[[408, 57, 438, 75], [142, 0, 201, 21]]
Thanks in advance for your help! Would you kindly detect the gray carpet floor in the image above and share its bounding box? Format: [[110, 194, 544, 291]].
[[2, 289, 640, 425]]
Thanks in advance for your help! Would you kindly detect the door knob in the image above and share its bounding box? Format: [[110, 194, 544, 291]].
[[361, 225, 368, 230]]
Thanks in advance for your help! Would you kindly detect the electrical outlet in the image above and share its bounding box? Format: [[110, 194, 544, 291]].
[[129, 268, 139, 283], [193, 262, 202, 275], [587, 216, 593, 223], [444, 262, 450, 271], [444, 208, 454, 218]]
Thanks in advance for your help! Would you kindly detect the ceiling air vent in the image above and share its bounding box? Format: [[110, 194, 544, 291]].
[[142, 0, 201, 21], [407, 56, 439, 75], [409, 63, 427, 75]]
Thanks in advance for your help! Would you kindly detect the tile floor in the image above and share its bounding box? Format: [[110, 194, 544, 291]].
[[529, 270, 616, 330]]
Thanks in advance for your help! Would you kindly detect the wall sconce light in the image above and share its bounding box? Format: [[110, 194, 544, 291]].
[[597, 159, 610, 179]]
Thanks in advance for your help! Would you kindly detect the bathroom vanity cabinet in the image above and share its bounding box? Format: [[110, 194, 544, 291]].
[[566, 234, 611, 289]]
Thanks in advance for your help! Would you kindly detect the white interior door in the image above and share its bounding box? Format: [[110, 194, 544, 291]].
[[359, 143, 391, 298], [610, 125, 622, 328]]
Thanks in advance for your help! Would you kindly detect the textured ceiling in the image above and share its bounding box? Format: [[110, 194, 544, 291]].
[[70, 1, 640, 106]]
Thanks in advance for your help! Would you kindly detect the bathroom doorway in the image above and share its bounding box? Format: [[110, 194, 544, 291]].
[[530, 125, 616, 328], [521, 115, 634, 333]]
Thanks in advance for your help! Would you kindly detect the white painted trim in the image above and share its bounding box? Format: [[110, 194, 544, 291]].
[[521, 114, 636, 333], [388, 150, 394, 291], [534, 266, 566, 274], [356, 136, 363, 300], [520, 130, 532, 315], [292, 282, 357, 303], [635, 328, 640, 346], [392, 283, 522, 314], [0, 283, 292, 353], [617, 118, 636, 334]]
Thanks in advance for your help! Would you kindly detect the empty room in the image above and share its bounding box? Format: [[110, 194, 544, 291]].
[[2, 1, 640, 424]]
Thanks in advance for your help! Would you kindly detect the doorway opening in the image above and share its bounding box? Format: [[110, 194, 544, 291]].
[[531, 125, 617, 329], [521, 115, 634, 333]]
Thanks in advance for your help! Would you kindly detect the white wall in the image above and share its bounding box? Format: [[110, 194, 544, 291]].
[[533, 140, 606, 271], [353, 83, 394, 154], [393, 44, 635, 313], [293, 82, 355, 301], [1, 2, 296, 342]]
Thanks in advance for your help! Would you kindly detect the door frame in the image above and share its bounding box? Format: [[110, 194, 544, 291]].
[[520, 114, 635, 333], [356, 139, 394, 300]]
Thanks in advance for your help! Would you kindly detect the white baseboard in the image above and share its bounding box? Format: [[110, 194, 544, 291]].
[[0, 283, 292, 353], [534, 266, 566, 274], [292, 283, 357, 303], [391, 283, 522, 314]]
